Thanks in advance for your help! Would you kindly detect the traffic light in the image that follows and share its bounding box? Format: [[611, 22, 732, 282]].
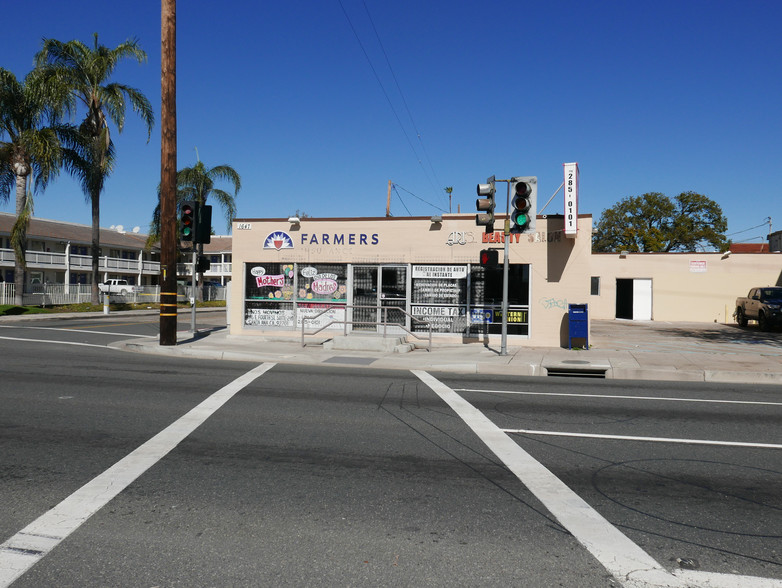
[[510, 176, 537, 233], [180, 201, 196, 241], [475, 175, 496, 233], [195, 204, 212, 245], [479, 249, 498, 268], [196, 255, 211, 273]]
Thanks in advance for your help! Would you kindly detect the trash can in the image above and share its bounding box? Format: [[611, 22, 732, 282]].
[[568, 303, 588, 349]]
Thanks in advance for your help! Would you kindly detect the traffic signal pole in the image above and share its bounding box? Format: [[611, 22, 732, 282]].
[[191, 250, 197, 334], [476, 175, 537, 357], [501, 181, 511, 356]]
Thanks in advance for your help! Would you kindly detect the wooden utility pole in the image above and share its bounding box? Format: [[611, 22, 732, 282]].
[[386, 180, 392, 217], [159, 0, 178, 345]]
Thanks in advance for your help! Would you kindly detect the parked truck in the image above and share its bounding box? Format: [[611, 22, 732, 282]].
[[735, 287, 782, 330], [98, 279, 137, 296]]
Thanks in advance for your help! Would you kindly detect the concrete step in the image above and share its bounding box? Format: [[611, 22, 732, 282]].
[[324, 333, 412, 353]]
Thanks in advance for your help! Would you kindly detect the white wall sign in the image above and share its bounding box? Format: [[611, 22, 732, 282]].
[[412, 265, 468, 279], [689, 260, 707, 273], [563, 162, 579, 238]]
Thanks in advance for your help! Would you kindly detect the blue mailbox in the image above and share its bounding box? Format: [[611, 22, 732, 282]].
[[568, 303, 588, 350]]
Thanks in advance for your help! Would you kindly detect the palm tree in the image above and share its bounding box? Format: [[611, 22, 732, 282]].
[[35, 33, 154, 303], [0, 68, 65, 306], [444, 186, 453, 213], [146, 159, 240, 300]]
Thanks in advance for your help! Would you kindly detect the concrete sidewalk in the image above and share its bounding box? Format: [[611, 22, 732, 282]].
[[3, 308, 781, 384], [113, 315, 782, 385]]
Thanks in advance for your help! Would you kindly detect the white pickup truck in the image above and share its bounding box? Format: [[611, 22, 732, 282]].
[[98, 279, 137, 296]]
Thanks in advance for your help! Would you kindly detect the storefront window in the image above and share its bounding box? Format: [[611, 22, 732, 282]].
[[411, 265, 468, 334], [244, 263, 347, 329], [296, 263, 348, 330], [470, 264, 530, 336], [295, 264, 347, 303], [244, 263, 295, 327]]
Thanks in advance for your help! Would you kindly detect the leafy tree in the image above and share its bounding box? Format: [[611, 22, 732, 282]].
[[0, 68, 66, 305], [592, 192, 728, 253], [35, 34, 154, 303]]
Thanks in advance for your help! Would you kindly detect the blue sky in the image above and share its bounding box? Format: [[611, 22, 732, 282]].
[[2, 0, 780, 243]]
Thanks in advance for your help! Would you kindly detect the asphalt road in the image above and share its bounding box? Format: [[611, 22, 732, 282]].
[[0, 318, 780, 587]]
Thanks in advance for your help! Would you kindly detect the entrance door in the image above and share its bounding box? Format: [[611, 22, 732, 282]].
[[380, 266, 407, 333], [352, 266, 378, 331], [351, 265, 408, 333], [633, 278, 652, 320], [616, 278, 652, 320]]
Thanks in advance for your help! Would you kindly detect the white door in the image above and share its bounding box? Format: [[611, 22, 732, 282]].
[[632, 278, 652, 320]]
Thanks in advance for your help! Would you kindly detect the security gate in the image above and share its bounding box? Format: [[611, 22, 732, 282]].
[[352, 265, 408, 333]]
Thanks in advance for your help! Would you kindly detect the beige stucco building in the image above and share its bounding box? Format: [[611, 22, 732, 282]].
[[590, 250, 782, 324], [228, 214, 591, 347], [228, 213, 782, 347]]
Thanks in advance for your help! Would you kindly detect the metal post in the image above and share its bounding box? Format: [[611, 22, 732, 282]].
[[501, 182, 510, 356], [191, 250, 196, 333]]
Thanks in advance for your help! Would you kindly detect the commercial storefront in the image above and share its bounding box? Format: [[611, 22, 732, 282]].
[[228, 215, 593, 347]]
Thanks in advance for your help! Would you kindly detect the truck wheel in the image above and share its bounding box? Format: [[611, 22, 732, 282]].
[[758, 312, 769, 331], [736, 308, 748, 327], [120, 289, 128, 296]]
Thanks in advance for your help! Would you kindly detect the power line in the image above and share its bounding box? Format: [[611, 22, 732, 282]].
[[360, 1, 444, 207], [727, 218, 771, 237], [392, 182, 448, 215], [338, 1, 444, 208]]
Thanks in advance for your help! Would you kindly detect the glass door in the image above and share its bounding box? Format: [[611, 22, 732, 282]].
[[351, 265, 408, 333], [352, 266, 378, 331], [380, 266, 407, 333]]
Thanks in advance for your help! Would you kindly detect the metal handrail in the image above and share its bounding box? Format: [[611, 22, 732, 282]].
[[301, 303, 432, 351]]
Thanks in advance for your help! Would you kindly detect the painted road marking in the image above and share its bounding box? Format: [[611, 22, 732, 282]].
[[0, 362, 276, 588], [502, 429, 782, 450], [415, 370, 782, 588], [455, 387, 782, 407], [0, 336, 116, 349], [674, 569, 782, 587], [0, 325, 152, 338]]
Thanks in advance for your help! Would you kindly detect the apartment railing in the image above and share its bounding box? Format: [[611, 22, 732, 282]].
[[0, 284, 226, 306], [1, 248, 231, 278], [176, 262, 232, 276]]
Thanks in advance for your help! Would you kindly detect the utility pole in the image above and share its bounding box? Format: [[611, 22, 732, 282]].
[[159, 0, 178, 345], [386, 180, 392, 217]]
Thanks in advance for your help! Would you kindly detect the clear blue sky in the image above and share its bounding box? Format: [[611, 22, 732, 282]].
[[2, 0, 780, 243]]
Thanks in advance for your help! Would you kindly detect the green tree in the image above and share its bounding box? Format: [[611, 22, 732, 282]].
[[0, 68, 65, 305], [592, 192, 728, 253], [35, 34, 154, 303]]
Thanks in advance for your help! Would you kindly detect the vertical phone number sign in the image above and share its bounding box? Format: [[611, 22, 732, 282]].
[[563, 162, 579, 238]]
